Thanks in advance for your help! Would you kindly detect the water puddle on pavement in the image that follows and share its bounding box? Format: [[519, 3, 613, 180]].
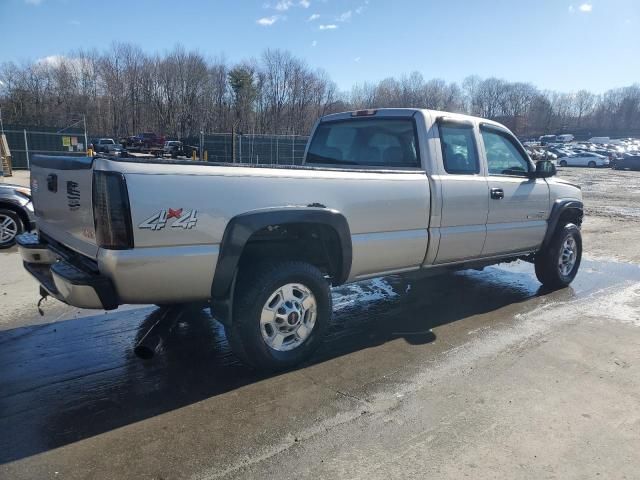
[[0, 257, 638, 464]]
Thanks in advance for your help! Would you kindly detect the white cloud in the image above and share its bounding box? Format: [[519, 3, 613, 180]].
[[308, 13, 320, 21], [265, 0, 310, 11], [354, 57, 361, 63], [568, 4, 575, 13], [579, 3, 592, 12], [24, 0, 43, 5], [257, 15, 281, 26], [355, 0, 369, 14], [68, 19, 81, 26], [319, 24, 338, 30], [336, 10, 352, 22], [311, 40, 318, 47], [37, 55, 65, 67], [273, 0, 293, 10]]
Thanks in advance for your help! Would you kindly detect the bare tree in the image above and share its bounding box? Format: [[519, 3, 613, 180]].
[[1, 45, 639, 139]]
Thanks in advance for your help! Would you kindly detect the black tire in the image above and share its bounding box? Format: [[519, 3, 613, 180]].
[[535, 223, 582, 290], [559, 160, 568, 167], [0, 208, 24, 249], [226, 261, 332, 371], [588, 161, 596, 168]]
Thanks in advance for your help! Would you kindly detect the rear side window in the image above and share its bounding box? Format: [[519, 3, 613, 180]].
[[306, 118, 419, 168], [439, 123, 480, 174]]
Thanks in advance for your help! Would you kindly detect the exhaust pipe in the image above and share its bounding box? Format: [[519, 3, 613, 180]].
[[134, 306, 182, 360]]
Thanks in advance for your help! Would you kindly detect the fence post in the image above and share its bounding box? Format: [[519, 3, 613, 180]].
[[23, 129, 30, 169], [199, 131, 204, 161], [276, 136, 279, 165], [232, 127, 236, 163], [83, 114, 88, 153], [292, 136, 294, 165], [239, 134, 242, 163]]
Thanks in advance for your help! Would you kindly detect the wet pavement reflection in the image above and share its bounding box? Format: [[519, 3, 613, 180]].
[[1, 259, 639, 464]]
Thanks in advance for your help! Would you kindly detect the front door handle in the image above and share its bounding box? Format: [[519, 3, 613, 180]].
[[490, 188, 504, 200]]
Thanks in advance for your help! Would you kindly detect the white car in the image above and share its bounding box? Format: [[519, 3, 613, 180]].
[[558, 152, 609, 168]]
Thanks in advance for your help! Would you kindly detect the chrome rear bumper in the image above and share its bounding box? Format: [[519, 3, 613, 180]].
[[17, 232, 118, 310]]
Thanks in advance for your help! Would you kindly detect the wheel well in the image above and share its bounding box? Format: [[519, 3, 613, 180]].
[[558, 208, 583, 228], [0, 202, 30, 231], [237, 222, 344, 285]]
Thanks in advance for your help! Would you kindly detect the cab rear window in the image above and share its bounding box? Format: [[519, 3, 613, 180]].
[[306, 118, 419, 168]]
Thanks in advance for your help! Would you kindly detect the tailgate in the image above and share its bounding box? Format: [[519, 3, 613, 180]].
[[30, 155, 98, 258]]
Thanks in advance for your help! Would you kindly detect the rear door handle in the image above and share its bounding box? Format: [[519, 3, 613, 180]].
[[490, 188, 504, 200]]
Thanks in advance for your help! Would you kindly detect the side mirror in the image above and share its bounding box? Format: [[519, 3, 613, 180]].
[[534, 160, 556, 178]]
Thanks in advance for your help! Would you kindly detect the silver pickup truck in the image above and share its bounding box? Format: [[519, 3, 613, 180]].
[[17, 108, 583, 369]]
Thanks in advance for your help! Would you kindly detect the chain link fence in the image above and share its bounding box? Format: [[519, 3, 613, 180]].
[[3, 126, 309, 169], [3, 127, 88, 169], [190, 133, 309, 165]]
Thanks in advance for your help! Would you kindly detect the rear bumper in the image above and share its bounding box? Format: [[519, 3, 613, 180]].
[[17, 232, 118, 310]]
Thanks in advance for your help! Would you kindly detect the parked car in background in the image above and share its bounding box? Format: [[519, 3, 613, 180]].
[[588, 136, 611, 145], [557, 134, 574, 143], [163, 140, 184, 158], [137, 132, 165, 148], [0, 183, 35, 248], [120, 136, 140, 148], [558, 152, 609, 168], [539, 135, 557, 145], [613, 153, 640, 171], [92, 138, 122, 154], [547, 146, 573, 158]]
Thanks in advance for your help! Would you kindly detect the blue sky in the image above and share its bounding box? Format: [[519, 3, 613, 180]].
[[1, 0, 638, 93]]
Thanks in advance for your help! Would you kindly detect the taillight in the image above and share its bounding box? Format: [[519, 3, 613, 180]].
[[92, 171, 134, 249]]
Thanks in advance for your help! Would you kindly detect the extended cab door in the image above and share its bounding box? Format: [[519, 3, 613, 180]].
[[433, 118, 489, 264], [479, 124, 550, 256]]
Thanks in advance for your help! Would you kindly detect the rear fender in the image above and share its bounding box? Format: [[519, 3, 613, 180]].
[[210, 207, 352, 325]]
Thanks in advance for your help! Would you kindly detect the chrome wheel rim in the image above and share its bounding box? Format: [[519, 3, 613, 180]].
[[260, 283, 317, 352], [558, 236, 577, 277], [0, 214, 18, 244]]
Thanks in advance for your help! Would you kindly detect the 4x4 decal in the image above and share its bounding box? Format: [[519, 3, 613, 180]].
[[139, 208, 198, 230]]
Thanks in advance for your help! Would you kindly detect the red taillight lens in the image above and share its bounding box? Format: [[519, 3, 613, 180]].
[[93, 171, 134, 249]]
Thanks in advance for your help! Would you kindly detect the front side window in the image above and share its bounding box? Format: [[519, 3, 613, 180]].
[[439, 123, 479, 174], [306, 118, 419, 168], [482, 130, 531, 176]]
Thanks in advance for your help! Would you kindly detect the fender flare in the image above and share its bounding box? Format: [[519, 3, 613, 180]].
[[211, 207, 352, 300], [541, 199, 583, 250]]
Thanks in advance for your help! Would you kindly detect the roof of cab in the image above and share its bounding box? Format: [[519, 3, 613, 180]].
[[319, 107, 509, 131]]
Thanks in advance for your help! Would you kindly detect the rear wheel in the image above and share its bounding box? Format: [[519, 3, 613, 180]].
[[0, 209, 23, 249], [535, 223, 582, 289], [559, 160, 568, 167], [225, 261, 331, 370], [588, 161, 596, 168]]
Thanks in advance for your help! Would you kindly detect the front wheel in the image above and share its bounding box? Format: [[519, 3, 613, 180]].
[[559, 160, 568, 167], [226, 261, 332, 370], [535, 223, 582, 290], [588, 161, 596, 168]]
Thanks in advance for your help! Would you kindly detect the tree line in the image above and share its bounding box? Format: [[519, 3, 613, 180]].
[[1, 43, 639, 139]]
